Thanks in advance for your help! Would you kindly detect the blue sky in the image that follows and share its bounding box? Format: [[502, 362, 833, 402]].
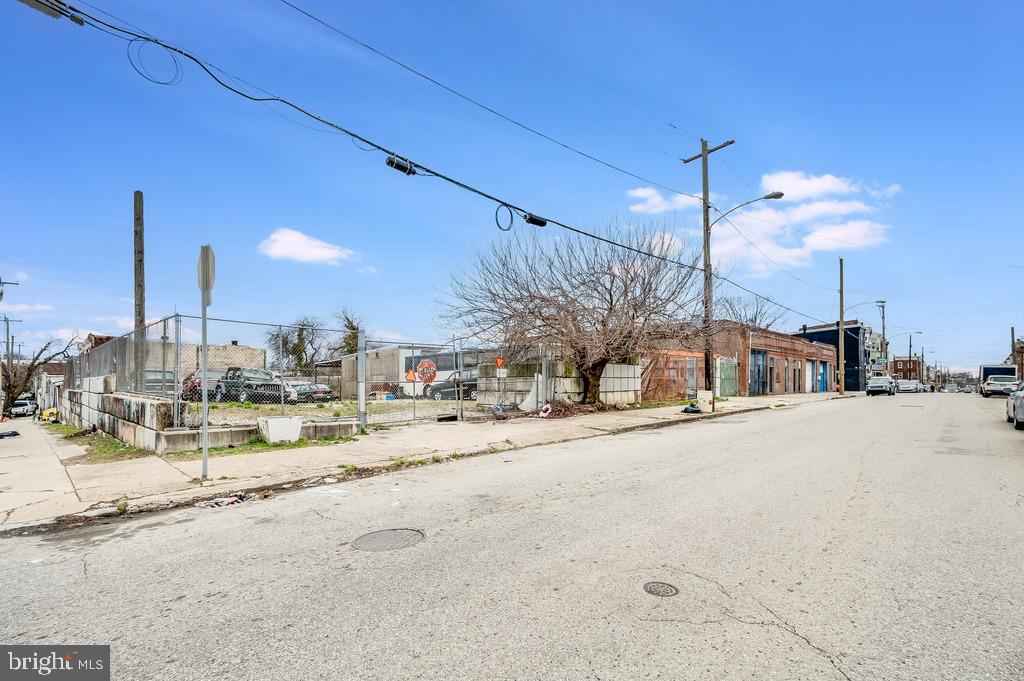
[[2, 0, 1022, 368]]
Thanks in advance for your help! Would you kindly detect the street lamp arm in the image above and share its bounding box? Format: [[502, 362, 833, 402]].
[[709, 192, 784, 229]]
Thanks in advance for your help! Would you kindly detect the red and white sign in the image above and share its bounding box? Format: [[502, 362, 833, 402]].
[[416, 359, 437, 384]]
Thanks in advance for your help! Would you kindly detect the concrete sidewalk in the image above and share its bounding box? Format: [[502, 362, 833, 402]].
[[0, 392, 848, 530]]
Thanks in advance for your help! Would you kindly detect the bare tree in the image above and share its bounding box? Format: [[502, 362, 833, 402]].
[[2, 336, 77, 416], [335, 308, 361, 355], [265, 316, 327, 374], [718, 294, 786, 330], [444, 223, 703, 403]]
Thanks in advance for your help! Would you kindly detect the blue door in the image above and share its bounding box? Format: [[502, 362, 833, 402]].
[[819, 362, 828, 392], [749, 350, 767, 396]]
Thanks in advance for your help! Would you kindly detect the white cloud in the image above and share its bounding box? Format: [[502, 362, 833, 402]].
[[258, 228, 356, 264], [15, 271, 28, 280], [866, 183, 902, 199], [0, 302, 53, 313], [760, 171, 859, 202], [357, 265, 378, 275], [627, 187, 703, 214], [801, 220, 888, 253], [779, 200, 874, 224]]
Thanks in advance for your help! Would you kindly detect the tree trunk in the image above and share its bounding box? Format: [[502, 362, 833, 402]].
[[578, 360, 609, 404]]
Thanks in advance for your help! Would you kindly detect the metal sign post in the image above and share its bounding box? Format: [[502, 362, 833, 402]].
[[197, 245, 215, 481]]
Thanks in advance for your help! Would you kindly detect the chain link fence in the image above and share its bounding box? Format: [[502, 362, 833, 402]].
[[65, 316, 484, 430]]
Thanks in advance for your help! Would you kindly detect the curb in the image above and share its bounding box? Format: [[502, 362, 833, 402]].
[[0, 396, 842, 538]]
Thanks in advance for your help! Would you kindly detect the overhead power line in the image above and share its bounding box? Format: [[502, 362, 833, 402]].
[[274, 0, 702, 202], [32, 0, 832, 325]]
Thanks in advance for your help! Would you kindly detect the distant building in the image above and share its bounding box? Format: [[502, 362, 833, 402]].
[[792, 320, 873, 392], [642, 321, 837, 399], [890, 356, 923, 381]]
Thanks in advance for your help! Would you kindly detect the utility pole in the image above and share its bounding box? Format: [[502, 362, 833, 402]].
[[908, 334, 914, 380], [1012, 326, 1017, 373], [682, 138, 734, 412], [134, 190, 146, 392], [876, 300, 887, 369], [838, 258, 845, 394]]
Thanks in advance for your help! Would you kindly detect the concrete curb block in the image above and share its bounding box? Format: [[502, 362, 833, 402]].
[[1, 396, 843, 537]]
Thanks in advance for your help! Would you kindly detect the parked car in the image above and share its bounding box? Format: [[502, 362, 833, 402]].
[[942, 383, 957, 393], [866, 376, 895, 396], [288, 380, 333, 402], [429, 377, 479, 401], [896, 380, 918, 393], [214, 367, 298, 404], [11, 400, 37, 417], [181, 368, 225, 401], [980, 375, 1021, 398], [1006, 388, 1024, 430]]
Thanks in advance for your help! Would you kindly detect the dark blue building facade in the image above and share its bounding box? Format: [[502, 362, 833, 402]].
[[793, 321, 869, 393]]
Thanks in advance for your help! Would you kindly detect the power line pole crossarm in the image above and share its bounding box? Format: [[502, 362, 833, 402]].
[[682, 138, 734, 413]]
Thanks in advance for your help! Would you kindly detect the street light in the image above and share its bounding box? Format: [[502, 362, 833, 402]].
[[709, 192, 785, 228], [700, 190, 784, 411]]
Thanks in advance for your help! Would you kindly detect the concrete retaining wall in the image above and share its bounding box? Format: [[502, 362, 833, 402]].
[[477, 362, 641, 407], [60, 375, 185, 452], [59, 373, 358, 454]]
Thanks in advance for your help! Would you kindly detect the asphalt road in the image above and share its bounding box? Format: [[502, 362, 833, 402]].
[[3, 393, 1023, 680]]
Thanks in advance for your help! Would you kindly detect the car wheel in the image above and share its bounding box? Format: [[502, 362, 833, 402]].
[[469, 389, 478, 401], [1016, 411, 1024, 431], [432, 390, 443, 401], [239, 389, 249, 403], [214, 387, 224, 403], [982, 391, 989, 398]]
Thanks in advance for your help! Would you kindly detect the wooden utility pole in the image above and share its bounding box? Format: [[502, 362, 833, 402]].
[[134, 190, 146, 391], [838, 257, 845, 394], [682, 138, 734, 412]]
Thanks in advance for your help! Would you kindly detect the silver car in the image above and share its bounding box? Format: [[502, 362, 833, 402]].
[[981, 375, 1021, 397], [896, 380, 917, 393], [1006, 389, 1024, 430], [10, 400, 36, 417]]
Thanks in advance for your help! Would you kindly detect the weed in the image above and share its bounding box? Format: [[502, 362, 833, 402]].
[[450, 452, 461, 459], [115, 500, 128, 515], [337, 463, 359, 472], [431, 455, 442, 463], [316, 403, 325, 409], [333, 410, 342, 417]]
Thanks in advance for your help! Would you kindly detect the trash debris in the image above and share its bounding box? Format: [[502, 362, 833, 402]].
[[614, 402, 628, 411], [322, 477, 338, 484], [252, 489, 275, 500], [682, 405, 702, 414], [436, 414, 457, 422], [0, 430, 21, 439], [537, 403, 553, 418], [195, 492, 245, 508], [301, 477, 322, 487]]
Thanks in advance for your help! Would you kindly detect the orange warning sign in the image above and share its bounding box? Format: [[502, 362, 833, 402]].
[[405, 369, 416, 382], [495, 357, 506, 368]]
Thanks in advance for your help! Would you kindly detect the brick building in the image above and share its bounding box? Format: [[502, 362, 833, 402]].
[[642, 322, 837, 400], [890, 356, 922, 380]]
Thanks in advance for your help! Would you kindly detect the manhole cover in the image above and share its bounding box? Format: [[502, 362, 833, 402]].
[[351, 529, 425, 552], [643, 581, 679, 597]]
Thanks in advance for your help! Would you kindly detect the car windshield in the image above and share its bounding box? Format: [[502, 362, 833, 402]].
[[13, 401, 28, 407], [242, 369, 273, 380]]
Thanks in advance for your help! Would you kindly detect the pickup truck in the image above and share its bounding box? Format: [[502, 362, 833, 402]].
[[213, 367, 298, 404]]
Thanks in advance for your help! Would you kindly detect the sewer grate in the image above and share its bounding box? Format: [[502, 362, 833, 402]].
[[643, 581, 679, 597], [351, 529, 425, 552]]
